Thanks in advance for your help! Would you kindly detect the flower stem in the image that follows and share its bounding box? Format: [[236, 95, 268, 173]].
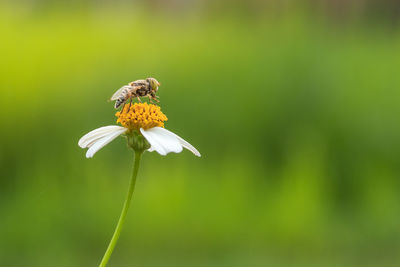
[[99, 150, 143, 267]]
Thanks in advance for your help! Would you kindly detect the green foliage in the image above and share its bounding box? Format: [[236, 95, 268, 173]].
[[1, 7, 400, 266]]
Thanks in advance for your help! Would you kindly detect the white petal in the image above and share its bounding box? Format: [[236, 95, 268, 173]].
[[78, 126, 126, 148], [85, 129, 126, 158], [140, 127, 183, 156], [141, 127, 200, 157], [161, 128, 201, 157], [173, 134, 201, 157]]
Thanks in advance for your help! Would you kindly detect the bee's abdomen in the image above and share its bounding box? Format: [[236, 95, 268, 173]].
[[114, 100, 122, 108], [115, 95, 126, 109]]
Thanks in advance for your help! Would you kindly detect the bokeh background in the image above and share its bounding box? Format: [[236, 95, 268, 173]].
[[1, 0, 400, 266]]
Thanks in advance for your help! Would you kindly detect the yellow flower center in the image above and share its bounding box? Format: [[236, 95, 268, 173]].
[[116, 103, 168, 130]]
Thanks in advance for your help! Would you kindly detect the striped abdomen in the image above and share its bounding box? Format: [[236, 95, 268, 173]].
[[114, 88, 131, 108]]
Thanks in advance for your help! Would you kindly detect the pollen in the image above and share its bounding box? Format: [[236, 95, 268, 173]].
[[116, 103, 168, 131]]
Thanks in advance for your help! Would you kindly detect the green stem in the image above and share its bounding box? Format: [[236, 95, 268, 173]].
[[99, 150, 143, 267]]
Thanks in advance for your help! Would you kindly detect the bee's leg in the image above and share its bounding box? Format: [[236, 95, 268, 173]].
[[136, 96, 142, 103], [119, 103, 126, 115], [127, 98, 132, 110], [152, 94, 160, 102], [147, 95, 154, 103]]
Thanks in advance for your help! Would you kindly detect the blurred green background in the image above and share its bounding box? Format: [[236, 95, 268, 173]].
[[1, 0, 400, 266]]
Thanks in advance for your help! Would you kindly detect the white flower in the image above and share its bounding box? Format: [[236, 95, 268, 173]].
[[79, 125, 200, 158], [79, 103, 200, 158]]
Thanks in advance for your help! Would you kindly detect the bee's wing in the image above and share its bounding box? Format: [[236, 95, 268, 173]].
[[110, 85, 130, 101]]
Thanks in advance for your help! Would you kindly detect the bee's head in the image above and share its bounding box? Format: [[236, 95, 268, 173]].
[[147, 77, 160, 92]]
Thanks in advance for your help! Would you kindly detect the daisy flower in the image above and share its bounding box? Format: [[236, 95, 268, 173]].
[[78, 102, 200, 267], [78, 103, 200, 158]]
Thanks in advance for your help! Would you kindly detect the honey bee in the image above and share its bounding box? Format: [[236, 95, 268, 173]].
[[110, 77, 160, 109]]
